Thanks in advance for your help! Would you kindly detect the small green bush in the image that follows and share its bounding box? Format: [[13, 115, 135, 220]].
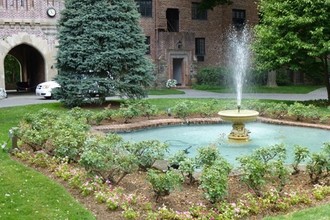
[[237, 144, 289, 196], [292, 145, 310, 174], [147, 169, 183, 201], [306, 143, 330, 184], [79, 134, 138, 185], [172, 101, 193, 120], [125, 140, 169, 171], [196, 66, 231, 86], [288, 102, 320, 121], [200, 157, 232, 203], [195, 145, 221, 167]]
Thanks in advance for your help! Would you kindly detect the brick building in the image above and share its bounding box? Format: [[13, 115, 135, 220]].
[[0, 0, 258, 90]]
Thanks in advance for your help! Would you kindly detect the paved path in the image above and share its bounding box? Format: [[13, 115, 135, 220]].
[[149, 87, 328, 101], [0, 87, 328, 108]]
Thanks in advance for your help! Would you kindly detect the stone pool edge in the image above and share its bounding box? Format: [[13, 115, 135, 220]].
[[93, 117, 330, 133]]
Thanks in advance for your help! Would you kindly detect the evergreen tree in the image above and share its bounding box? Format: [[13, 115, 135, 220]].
[[55, 0, 154, 107]]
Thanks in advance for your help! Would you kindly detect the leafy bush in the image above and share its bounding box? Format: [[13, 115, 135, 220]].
[[196, 99, 220, 118], [288, 102, 320, 121], [264, 102, 288, 118], [79, 134, 138, 185], [147, 169, 183, 201], [195, 67, 231, 86], [125, 140, 168, 171], [118, 100, 142, 123], [292, 145, 310, 174], [195, 145, 221, 167], [237, 144, 289, 196], [17, 109, 89, 161], [200, 157, 232, 203], [134, 100, 158, 119], [172, 101, 193, 120], [306, 143, 330, 184], [169, 151, 197, 184]]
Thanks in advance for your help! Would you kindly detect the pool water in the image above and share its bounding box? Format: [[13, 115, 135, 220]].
[[119, 123, 330, 165]]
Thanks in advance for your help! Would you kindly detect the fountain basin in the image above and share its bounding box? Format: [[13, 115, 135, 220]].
[[218, 109, 259, 141], [118, 123, 330, 166], [218, 110, 259, 123]]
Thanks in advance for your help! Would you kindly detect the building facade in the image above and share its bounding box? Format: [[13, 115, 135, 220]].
[[137, 0, 258, 87], [0, 0, 258, 90]]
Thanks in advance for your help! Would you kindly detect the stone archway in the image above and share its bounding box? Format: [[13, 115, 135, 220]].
[[6, 44, 45, 91], [0, 33, 58, 89]]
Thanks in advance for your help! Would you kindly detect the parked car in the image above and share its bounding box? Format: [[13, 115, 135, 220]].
[[35, 81, 60, 99], [0, 88, 7, 99]]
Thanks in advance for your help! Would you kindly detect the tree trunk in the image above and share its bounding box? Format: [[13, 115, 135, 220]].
[[321, 55, 330, 103], [267, 70, 278, 87]]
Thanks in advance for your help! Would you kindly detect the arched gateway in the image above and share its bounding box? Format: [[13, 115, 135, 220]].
[[0, 0, 62, 89]]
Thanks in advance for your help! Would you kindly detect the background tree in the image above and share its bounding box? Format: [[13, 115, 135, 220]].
[[253, 0, 330, 102], [55, 0, 154, 107]]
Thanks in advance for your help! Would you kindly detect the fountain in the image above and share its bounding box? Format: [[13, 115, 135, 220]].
[[218, 27, 259, 141]]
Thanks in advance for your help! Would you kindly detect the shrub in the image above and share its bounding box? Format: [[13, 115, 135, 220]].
[[196, 99, 220, 118], [237, 144, 289, 196], [288, 102, 319, 121], [118, 100, 142, 123], [172, 101, 193, 120], [79, 134, 138, 185], [306, 143, 330, 184], [292, 145, 310, 174], [134, 100, 158, 119], [125, 140, 169, 171], [200, 157, 232, 203], [16, 109, 89, 161], [169, 151, 197, 184], [147, 169, 183, 201], [195, 66, 231, 86], [264, 102, 288, 118], [195, 145, 221, 168]]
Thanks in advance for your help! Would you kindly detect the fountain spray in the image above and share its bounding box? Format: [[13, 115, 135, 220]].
[[228, 26, 251, 108]]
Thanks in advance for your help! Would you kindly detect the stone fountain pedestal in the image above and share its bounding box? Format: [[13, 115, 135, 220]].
[[218, 109, 259, 141]]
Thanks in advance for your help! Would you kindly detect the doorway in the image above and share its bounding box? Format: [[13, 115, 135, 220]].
[[173, 58, 183, 86]]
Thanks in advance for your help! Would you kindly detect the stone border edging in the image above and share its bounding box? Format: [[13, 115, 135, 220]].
[[93, 117, 330, 133]]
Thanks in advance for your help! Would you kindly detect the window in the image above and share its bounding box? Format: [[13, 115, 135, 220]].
[[192, 2, 207, 20], [135, 0, 152, 17], [195, 38, 205, 62], [145, 36, 150, 54], [232, 9, 246, 29]]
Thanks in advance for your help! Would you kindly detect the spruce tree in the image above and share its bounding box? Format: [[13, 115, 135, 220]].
[[55, 0, 154, 107]]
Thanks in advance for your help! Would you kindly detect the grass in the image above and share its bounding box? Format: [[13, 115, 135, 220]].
[[264, 203, 330, 220], [0, 101, 329, 220], [0, 103, 95, 220], [193, 85, 323, 94], [147, 88, 185, 95]]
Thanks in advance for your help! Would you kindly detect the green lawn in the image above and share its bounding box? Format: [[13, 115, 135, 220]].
[[264, 203, 330, 220], [0, 102, 329, 220], [148, 88, 185, 95], [193, 85, 323, 94], [0, 104, 95, 220]]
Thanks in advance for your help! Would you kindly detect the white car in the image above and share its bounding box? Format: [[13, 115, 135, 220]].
[[35, 81, 60, 99]]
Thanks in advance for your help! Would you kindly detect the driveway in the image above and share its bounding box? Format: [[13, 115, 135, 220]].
[[0, 87, 328, 108]]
